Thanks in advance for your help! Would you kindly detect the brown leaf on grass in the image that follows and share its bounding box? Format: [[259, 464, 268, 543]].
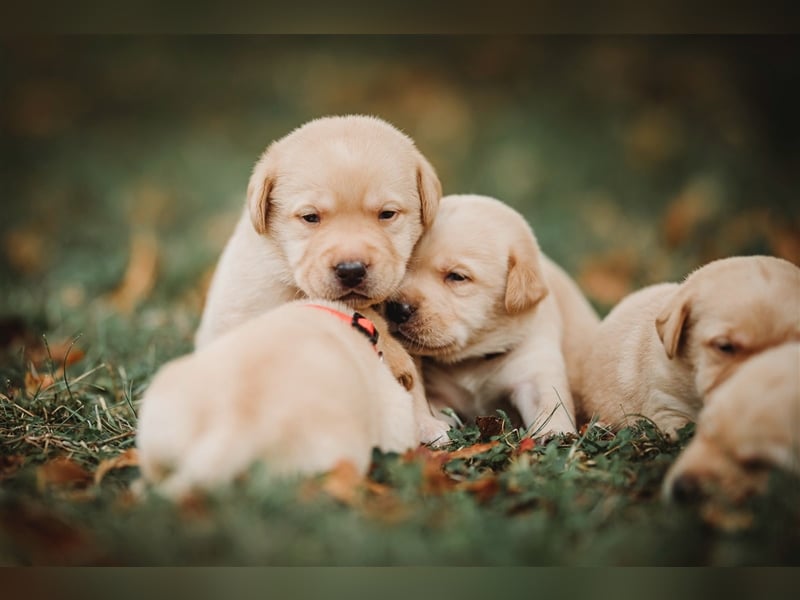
[[662, 177, 721, 248], [37, 456, 93, 492], [26, 338, 86, 371], [106, 229, 159, 314], [458, 475, 501, 503], [578, 250, 638, 306], [321, 460, 364, 505], [0, 455, 25, 480], [516, 437, 536, 454], [476, 415, 504, 441], [25, 367, 59, 396], [94, 448, 139, 486], [447, 441, 500, 460], [2, 227, 48, 274]]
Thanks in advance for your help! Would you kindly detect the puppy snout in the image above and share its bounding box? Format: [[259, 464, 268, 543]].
[[334, 261, 367, 288], [669, 473, 704, 504], [386, 301, 416, 324]]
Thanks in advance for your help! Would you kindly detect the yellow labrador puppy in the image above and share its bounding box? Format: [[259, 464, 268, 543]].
[[196, 115, 441, 344], [137, 300, 419, 499], [581, 255, 800, 436], [662, 342, 800, 504], [195, 115, 448, 443], [386, 194, 600, 438]]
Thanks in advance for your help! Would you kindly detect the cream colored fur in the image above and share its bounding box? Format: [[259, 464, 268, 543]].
[[581, 255, 800, 436], [388, 194, 599, 438], [194, 115, 447, 443], [136, 300, 419, 499], [662, 342, 800, 504]]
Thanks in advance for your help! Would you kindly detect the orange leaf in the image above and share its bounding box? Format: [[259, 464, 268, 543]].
[[321, 460, 363, 505], [578, 250, 637, 307], [517, 437, 536, 454], [37, 457, 93, 491], [459, 475, 501, 503], [0, 455, 25, 480], [94, 448, 139, 485], [25, 368, 59, 396], [447, 441, 499, 460], [106, 230, 159, 314]]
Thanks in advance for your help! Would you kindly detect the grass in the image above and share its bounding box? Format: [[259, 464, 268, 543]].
[[2, 36, 799, 566], [1, 338, 799, 565]]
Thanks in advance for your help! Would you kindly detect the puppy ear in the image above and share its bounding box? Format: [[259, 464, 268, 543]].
[[504, 237, 548, 314], [655, 288, 690, 359], [415, 152, 442, 229], [247, 149, 276, 235]]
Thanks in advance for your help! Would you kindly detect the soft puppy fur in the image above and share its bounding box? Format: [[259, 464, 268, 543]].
[[193, 115, 447, 443], [136, 300, 419, 499], [386, 194, 600, 437], [195, 115, 441, 347], [662, 342, 800, 505], [580, 255, 800, 436]]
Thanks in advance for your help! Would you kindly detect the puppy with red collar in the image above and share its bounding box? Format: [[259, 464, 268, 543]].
[[136, 299, 419, 499]]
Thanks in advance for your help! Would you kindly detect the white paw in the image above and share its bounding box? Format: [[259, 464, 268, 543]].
[[418, 416, 452, 447]]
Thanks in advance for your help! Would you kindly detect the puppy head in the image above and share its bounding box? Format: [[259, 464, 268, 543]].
[[248, 115, 441, 308], [662, 342, 800, 505], [386, 194, 548, 363], [655, 255, 800, 396]]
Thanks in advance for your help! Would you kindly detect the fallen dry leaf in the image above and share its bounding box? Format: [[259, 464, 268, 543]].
[[662, 177, 721, 248], [458, 475, 501, 503], [94, 448, 139, 486], [578, 250, 638, 306], [37, 456, 93, 492], [106, 229, 159, 314], [3, 227, 48, 274], [422, 455, 458, 495], [516, 437, 536, 454], [321, 460, 363, 505], [25, 366, 59, 396], [0, 455, 25, 480], [476, 415, 505, 441], [26, 338, 85, 371], [447, 441, 500, 460]]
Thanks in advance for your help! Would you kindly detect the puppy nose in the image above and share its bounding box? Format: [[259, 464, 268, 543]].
[[670, 474, 703, 504], [334, 261, 367, 287], [386, 301, 416, 324]]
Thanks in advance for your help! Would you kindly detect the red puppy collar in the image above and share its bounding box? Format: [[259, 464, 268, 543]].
[[306, 304, 381, 355]]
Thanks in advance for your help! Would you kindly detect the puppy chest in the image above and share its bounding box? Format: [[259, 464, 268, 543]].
[[423, 361, 509, 418]]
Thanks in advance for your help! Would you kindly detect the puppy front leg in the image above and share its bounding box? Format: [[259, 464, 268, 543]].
[[511, 355, 576, 437], [411, 356, 451, 446]]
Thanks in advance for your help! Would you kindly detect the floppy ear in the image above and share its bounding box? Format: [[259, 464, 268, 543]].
[[504, 237, 548, 314], [247, 149, 277, 235], [655, 287, 690, 359], [415, 152, 442, 229]]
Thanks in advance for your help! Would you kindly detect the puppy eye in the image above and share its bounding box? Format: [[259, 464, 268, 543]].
[[378, 210, 398, 221], [445, 272, 468, 282], [712, 338, 738, 355], [300, 213, 320, 224]]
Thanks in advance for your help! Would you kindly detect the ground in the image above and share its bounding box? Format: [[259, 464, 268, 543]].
[[1, 36, 798, 565]]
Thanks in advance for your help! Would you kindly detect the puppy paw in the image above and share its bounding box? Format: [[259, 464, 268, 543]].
[[418, 416, 452, 447]]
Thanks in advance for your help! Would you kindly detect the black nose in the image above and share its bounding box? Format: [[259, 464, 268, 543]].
[[670, 474, 703, 504], [386, 301, 416, 324], [334, 262, 367, 288]]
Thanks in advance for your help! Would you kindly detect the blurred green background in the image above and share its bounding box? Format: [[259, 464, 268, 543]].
[[2, 35, 799, 339]]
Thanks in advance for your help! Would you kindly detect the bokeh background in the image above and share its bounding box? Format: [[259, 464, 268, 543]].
[[2, 36, 799, 350]]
